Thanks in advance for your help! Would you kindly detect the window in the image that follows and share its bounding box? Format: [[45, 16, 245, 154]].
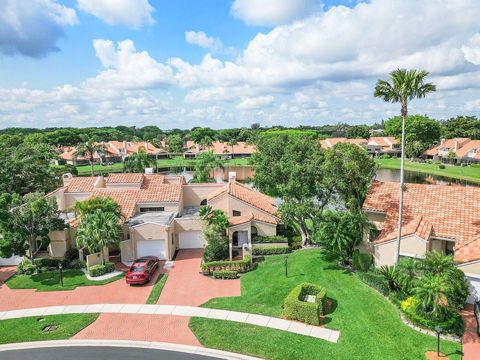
[[139, 207, 165, 213], [369, 227, 380, 242], [233, 210, 241, 217], [200, 199, 207, 206]]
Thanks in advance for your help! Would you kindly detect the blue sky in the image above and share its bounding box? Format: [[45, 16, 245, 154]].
[[1, 0, 480, 129]]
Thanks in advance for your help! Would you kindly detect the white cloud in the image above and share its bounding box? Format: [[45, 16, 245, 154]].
[[0, 0, 77, 57], [76, 0, 154, 28], [237, 95, 274, 109], [89, 39, 175, 90], [231, 0, 321, 26], [185, 31, 223, 52]]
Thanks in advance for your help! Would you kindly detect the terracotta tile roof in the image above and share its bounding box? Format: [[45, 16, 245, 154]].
[[363, 181, 480, 263], [456, 140, 480, 158], [228, 212, 278, 226], [65, 177, 99, 193], [106, 173, 146, 184], [423, 138, 473, 157], [253, 213, 278, 224], [208, 181, 278, 215], [183, 141, 256, 155]]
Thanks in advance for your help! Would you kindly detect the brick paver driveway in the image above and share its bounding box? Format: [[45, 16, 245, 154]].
[[0, 264, 165, 312], [72, 313, 200, 346], [462, 305, 480, 360], [158, 249, 240, 306]]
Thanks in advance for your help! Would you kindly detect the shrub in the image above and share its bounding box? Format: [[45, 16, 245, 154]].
[[64, 248, 79, 261], [438, 164, 445, 169], [212, 270, 238, 279], [88, 262, 115, 277], [283, 283, 327, 325], [16, 260, 37, 275], [289, 236, 302, 250], [62, 258, 85, 269], [252, 246, 292, 256], [34, 258, 60, 269], [202, 256, 252, 275], [357, 271, 389, 296], [252, 235, 288, 243], [352, 250, 373, 272]]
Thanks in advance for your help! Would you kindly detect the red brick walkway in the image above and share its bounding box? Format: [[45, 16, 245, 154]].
[[72, 313, 200, 346], [462, 305, 480, 360], [0, 265, 164, 312], [158, 249, 240, 306]]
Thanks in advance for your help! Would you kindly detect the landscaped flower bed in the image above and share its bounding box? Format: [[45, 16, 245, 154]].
[[201, 256, 252, 276], [283, 282, 327, 325]]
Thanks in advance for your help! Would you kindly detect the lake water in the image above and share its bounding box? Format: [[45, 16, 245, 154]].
[[158, 165, 478, 187]]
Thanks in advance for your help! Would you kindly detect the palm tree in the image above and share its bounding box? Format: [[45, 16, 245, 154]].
[[377, 265, 398, 291], [75, 138, 104, 176], [123, 148, 155, 173], [74, 197, 121, 219], [192, 151, 224, 183], [75, 209, 121, 264], [414, 275, 449, 318], [227, 139, 238, 159], [396, 257, 420, 294], [374, 69, 436, 265]]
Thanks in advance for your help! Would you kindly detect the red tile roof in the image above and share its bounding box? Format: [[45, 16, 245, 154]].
[[363, 181, 480, 263], [65, 177, 99, 193], [208, 181, 278, 215], [184, 141, 256, 155], [106, 173, 146, 184], [228, 212, 278, 226]]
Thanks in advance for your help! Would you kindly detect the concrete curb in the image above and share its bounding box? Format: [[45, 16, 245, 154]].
[[0, 304, 340, 343], [0, 339, 262, 359]]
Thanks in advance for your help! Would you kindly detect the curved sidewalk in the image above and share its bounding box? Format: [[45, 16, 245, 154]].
[[0, 304, 340, 343], [0, 339, 262, 360]]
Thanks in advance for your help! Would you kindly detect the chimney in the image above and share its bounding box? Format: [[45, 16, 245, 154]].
[[144, 141, 148, 150], [62, 173, 73, 187], [440, 139, 445, 147], [228, 171, 237, 182], [454, 140, 459, 152]]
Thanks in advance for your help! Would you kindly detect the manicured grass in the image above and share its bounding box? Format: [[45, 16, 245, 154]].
[[146, 273, 168, 304], [376, 158, 480, 184], [74, 156, 251, 176], [191, 249, 462, 360], [6, 269, 124, 291], [0, 313, 98, 344]]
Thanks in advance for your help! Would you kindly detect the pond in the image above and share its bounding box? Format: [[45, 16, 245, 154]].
[[159, 165, 479, 187]]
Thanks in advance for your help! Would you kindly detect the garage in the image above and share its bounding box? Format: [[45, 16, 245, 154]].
[[136, 240, 166, 260], [466, 275, 480, 304], [179, 231, 205, 249]]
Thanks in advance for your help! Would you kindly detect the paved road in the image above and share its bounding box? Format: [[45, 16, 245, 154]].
[[0, 346, 221, 360]]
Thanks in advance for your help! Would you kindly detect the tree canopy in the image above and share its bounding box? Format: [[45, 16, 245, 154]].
[[384, 115, 441, 151]]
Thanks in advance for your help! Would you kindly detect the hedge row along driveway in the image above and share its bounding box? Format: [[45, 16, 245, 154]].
[[192, 249, 462, 360]]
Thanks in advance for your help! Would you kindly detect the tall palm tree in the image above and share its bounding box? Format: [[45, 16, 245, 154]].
[[374, 69, 436, 265], [75, 138, 104, 176], [75, 209, 121, 264], [227, 139, 238, 159], [123, 148, 155, 173]]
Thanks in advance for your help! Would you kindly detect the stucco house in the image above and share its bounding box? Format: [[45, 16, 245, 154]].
[[183, 141, 256, 159], [320, 137, 400, 156], [424, 138, 480, 164], [46, 172, 279, 263], [361, 181, 480, 303]]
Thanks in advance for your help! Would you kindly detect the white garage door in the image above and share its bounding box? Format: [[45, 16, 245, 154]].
[[179, 231, 205, 249], [0, 256, 22, 266], [136, 240, 166, 260]]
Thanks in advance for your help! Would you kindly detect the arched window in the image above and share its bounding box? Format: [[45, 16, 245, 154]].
[[200, 199, 207, 206]]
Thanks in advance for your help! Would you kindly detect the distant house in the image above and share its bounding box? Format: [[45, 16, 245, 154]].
[[183, 141, 256, 159], [362, 181, 480, 303], [58, 141, 169, 165], [320, 136, 400, 156], [47, 172, 279, 262], [424, 138, 480, 163]]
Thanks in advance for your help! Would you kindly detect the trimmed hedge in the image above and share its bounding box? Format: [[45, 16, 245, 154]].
[[252, 235, 288, 243], [202, 256, 252, 275], [356, 271, 389, 296], [212, 270, 238, 279], [16, 260, 36, 275], [252, 246, 292, 256], [88, 262, 115, 277], [352, 250, 373, 272], [283, 283, 327, 325]]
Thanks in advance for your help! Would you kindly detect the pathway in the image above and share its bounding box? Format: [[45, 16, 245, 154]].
[[0, 304, 340, 343], [461, 305, 480, 360], [158, 249, 240, 306]]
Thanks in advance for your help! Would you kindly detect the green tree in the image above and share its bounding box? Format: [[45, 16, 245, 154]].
[[441, 116, 480, 139], [75, 138, 104, 176], [0, 193, 65, 260], [395, 257, 420, 294], [123, 148, 155, 173], [346, 125, 370, 139], [227, 139, 238, 158], [314, 211, 369, 265], [191, 151, 223, 183], [414, 275, 449, 319], [75, 209, 121, 262], [188, 127, 216, 143], [405, 140, 426, 159], [74, 197, 121, 219], [374, 69, 436, 265], [199, 206, 229, 262], [166, 134, 183, 153]]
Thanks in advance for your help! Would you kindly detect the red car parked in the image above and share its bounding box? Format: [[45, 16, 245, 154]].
[[125, 256, 159, 285]]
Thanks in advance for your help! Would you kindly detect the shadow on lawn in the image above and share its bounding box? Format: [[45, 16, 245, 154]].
[[321, 297, 337, 325]]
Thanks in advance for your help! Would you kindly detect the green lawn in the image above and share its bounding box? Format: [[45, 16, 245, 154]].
[[146, 273, 168, 304], [0, 313, 98, 344], [190, 249, 462, 360], [6, 269, 124, 291], [74, 156, 251, 176], [376, 158, 480, 184]]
